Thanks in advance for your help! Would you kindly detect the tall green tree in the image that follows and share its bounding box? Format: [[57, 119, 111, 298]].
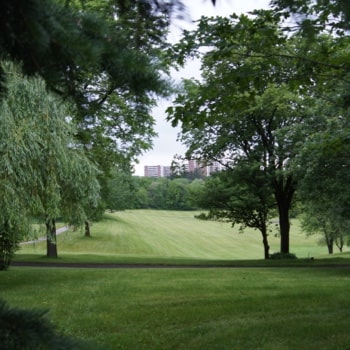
[[0, 63, 100, 261], [167, 11, 314, 254], [56, 0, 180, 225], [0, 1, 176, 218], [288, 31, 350, 249]]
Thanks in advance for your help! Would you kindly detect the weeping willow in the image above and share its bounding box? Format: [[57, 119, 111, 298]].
[[0, 62, 100, 267]]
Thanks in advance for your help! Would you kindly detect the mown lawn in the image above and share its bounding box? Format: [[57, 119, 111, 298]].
[[18, 210, 343, 261], [1, 266, 350, 349], [5, 210, 350, 349]]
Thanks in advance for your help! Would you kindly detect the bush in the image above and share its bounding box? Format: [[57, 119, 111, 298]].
[[270, 252, 298, 260], [0, 300, 104, 350], [0, 230, 19, 271], [194, 213, 210, 221]]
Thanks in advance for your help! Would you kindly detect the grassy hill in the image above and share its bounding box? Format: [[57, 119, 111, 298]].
[[18, 210, 345, 261]]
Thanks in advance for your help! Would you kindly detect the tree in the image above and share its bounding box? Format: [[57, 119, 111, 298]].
[[165, 178, 192, 210], [0, 63, 100, 261], [0, 0, 168, 107], [57, 0, 182, 227], [301, 202, 346, 254], [131, 176, 200, 210], [272, 0, 350, 34], [167, 11, 314, 254], [297, 113, 350, 252], [147, 179, 168, 209], [105, 168, 137, 212], [271, 0, 350, 251], [0, 1, 178, 216], [195, 162, 276, 259]]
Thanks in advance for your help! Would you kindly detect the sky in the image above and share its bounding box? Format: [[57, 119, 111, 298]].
[[133, 0, 270, 176]]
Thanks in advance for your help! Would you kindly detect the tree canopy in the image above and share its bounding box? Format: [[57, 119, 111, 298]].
[[167, 11, 310, 254], [272, 0, 350, 34], [0, 62, 100, 264], [167, 8, 350, 255], [195, 162, 276, 259], [0, 0, 168, 104]]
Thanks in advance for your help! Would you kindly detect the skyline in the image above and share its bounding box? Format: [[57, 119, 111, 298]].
[[133, 0, 270, 176]]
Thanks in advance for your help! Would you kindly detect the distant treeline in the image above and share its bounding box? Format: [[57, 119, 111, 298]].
[[106, 172, 205, 211]]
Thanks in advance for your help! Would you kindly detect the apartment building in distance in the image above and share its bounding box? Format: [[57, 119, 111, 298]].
[[162, 166, 172, 177], [144, 165, 162, 177], [144, 160, 223, 178], [208, 161, 223, 175]]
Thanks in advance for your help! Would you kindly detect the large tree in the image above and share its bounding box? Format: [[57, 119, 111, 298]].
[[57, 0, 186, 227], [271, 0, 350, 249], [0, 63, 100, 262], [167, 11, 318, 254], [0, 0, 186, 238]]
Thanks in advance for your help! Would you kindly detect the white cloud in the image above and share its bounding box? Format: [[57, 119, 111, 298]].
[[133, 0, 270, 176]]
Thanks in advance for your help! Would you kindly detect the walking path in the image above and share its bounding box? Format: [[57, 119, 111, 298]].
[[11, 261, 350, 269], [20, 226, 69, 245]]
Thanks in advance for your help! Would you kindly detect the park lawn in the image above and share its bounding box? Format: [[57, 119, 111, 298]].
[[1, 266, 350, 350], [6, 211, 350, 349], [18, 210, 340, 261]]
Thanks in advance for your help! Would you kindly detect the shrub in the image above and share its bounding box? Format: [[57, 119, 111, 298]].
[[0, 230, 19, 271], [270, 252, 298, 260], [194, 213, 210, 221], [0, 300, 103, 350]]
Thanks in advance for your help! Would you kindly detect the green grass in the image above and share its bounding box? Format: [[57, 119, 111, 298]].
[[4, 210, 350, 349], [17, 210, 348, 263], [2, 267, 350, 349]]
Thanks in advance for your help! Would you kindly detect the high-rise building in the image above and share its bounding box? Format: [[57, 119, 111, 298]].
[[144, 165, 162, 177], [188, 159, 197, 173], [162, 166, 172, 177], [188, 159, 208, 176], [208, 161, 222, 175], [143, 159, 223, 177]]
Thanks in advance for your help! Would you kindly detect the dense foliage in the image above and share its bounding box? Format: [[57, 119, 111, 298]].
[[106, 174, 205, 211], [0, 0, 181, 262], [167, 5, 350, 255], [1, 0, 350, 263], [194, 163, 276, 259], [0, 63, 100, 264]]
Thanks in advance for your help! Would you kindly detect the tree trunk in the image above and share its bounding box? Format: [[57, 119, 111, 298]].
[[326, 235, 334, 255], [46, 218, 57, 258], [278, 202, 290, 254], [273, 176, 296, 254], [261, 226, 270, 260], [85, 220, 91, 237], [335, 235, 344, 253]]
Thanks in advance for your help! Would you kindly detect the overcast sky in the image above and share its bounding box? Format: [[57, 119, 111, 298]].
[[133, 0, 271, 175]]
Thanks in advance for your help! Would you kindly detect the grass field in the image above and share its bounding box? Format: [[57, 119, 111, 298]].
[[17, 210, 347, 262], [3, 210, 350, 349], [2, 267, 350, 349]]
